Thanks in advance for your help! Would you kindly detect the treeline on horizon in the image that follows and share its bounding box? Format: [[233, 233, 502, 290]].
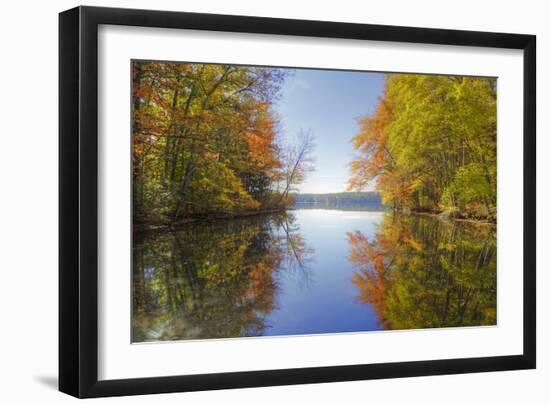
[[132, 61, 313, 226], [293, 192, 383, 207], [348, 74, 497, 221]]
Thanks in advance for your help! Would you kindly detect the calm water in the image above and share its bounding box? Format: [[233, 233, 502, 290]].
[[132, 209, 496, 342]]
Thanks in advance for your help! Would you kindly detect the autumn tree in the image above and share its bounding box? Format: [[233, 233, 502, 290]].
[[131, 61, 314, 225], [348, 74, 497, 220]]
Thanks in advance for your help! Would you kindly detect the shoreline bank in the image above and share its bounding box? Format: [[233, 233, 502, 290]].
[[133, 208, 288, 233], [134, 205, 496, 234], [408, 209, 496, 226]]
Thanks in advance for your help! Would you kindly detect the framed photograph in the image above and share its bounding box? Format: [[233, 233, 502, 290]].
[[59, 6, 536, 398]]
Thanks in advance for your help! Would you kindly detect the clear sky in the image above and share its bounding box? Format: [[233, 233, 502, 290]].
[[274, 68, 386, 194]]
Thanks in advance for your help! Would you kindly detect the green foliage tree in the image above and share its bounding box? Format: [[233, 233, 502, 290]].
[[348, 74, 497, 220]]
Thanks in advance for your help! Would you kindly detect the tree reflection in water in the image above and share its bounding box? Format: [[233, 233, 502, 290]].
[[347, 213, 496, 330], [132, 212, 313, 342]]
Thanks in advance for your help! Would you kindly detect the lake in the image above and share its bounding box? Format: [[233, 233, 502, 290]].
[[132, 209, 496, 342]]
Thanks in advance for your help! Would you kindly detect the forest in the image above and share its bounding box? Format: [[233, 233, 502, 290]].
[[131, 66, 498, 340], [348, 74, 497, 221], [132, 61, 314, 226]]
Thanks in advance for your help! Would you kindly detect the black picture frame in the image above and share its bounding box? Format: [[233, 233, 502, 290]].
[[59, 5, 536, 398]]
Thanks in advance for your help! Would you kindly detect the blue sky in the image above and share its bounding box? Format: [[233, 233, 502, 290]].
[[274, 68, 386, 194]]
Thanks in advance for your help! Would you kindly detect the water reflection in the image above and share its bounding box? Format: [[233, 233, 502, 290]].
[[132, 212, 312, 342], [347, 214, 497, 330], [132, 210, 497, 343]]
